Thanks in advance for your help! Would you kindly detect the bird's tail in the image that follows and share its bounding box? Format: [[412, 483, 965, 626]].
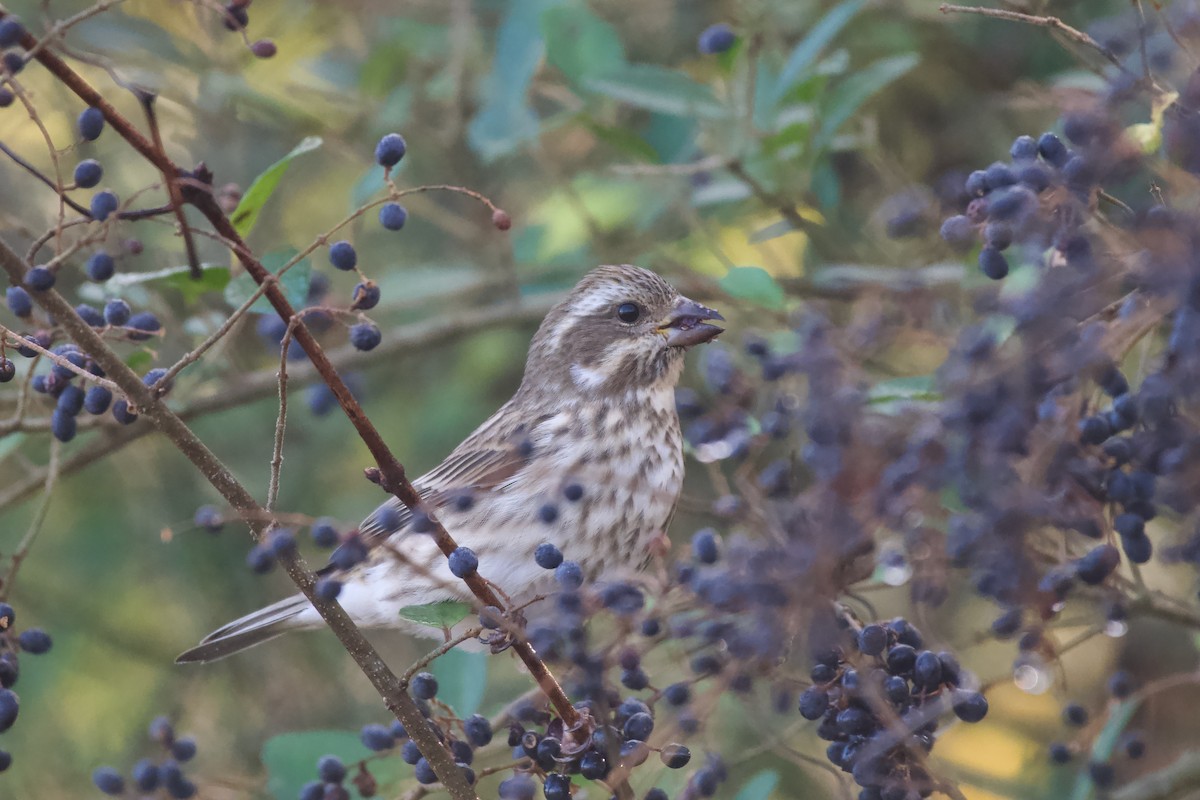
[[175, 594, 311, 664]]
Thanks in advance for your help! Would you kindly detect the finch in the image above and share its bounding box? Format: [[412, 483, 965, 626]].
[[177, 265, 723, 663]]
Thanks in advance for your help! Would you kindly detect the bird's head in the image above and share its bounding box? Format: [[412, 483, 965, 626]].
[[523, 265, 723, 397]]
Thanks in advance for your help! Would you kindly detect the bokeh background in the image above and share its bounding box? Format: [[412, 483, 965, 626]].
[[1, 0, 1200, 798]]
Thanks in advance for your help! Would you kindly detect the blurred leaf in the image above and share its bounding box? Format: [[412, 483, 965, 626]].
[[542, 6, 625, 86], [585, 64, 729, 119], [734, 769, 780, 800], [108, 264, 230, 303], [263, 730, 405, 800], [1069, 699, 1141, 800], [815, 54, 918, 150], [125, 351, 153, 373], [224, 249, 311, 313], [719, 267, 786, 310], [750, 208, 823, 243], [582, 118, 659, 161], [867, 375, 941, 414], [468, 0, 560, 161], [692, 176, 752, 207], [0, 432, 25, 464], [399, 600, 471, 628], [230, 136, 323, 237], [771, 0, 865, 107], [431, 648, 488, 717]]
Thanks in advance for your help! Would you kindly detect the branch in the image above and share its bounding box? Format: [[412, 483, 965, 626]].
[[0, 233, 478, 800]]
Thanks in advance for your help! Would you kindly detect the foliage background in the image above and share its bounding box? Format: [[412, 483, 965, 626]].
[[1, 0, 1199, 798]]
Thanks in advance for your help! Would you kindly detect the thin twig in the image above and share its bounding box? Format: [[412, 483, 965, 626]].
[[140, 91, 202, 279], [0, 438, 61, 599], [403, 628, 485, 682], [0, 325, 123, 394], [266, 321, 298, 513]]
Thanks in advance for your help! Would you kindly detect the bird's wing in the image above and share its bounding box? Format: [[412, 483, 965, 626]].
[[358, 402, 550, 542]]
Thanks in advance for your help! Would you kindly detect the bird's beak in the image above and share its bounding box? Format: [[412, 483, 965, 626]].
[[658, 297, 724, 347]]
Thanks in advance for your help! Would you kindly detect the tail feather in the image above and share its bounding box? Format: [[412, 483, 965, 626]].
[[175, 594, 311, 664]]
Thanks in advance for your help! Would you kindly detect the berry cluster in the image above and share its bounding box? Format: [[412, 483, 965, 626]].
[[92, 717, 200, 798], [0, 601, 53, 774]]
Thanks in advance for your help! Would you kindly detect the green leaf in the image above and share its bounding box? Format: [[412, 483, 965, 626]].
[[399, 600, 471, 629], [263, 730, 405, 800], [124, 351, 153, 373], [584, 64, 729, 119], [867, 375, 941, 414], [814, 53, 918, 150], [772, 0, 866, 107], [108, 264, 230, 303], [750, 219, 801, 244], [541, 6, 625, 87], [734, 769, 780, 800], [223, 249, 311, 313], [0, 432, 25, 464], [230, 136, 323, 237], [719, 266, 786, 310], [431, 648, 488, 717], [582, 118, 659, 162], [468, 0, 560, 161], [1069, 699, 1141, 800]]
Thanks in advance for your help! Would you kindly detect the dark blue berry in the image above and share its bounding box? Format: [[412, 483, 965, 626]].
[[379, 203, 407, 230], [103, 298, 131, 326], [623, 711, 654, 741], [132, 759, 159, 791], [92, 766, 124, 795], [534, 542, 563, 569], [330, 537, 367, 570], [78, 107, 105, 141], [1049, 742, 1073, 764], [555, 560, 583, 589], [314, 577, 342, 601], [544, 774, 571, 800], [414, 757, 437, 784], [0, 18, 24, 48], [952, 690, 989, 722], [112, 398, 138, 424], [798, 687, 828, 720], [171, 737, 197, 761], [374, 133, 407, 167], [913, 650, 942, 688], [698, 23, 736, 54], [75, 303, 104, 326], [17, 628, 50, 654], [90, 190, 119, 221], [127, 311, 161, 339], [401, 740, 422, 764], [268, 528, 296, 557], [0, 358, 12, 383], [298, 781, 324, 800], [691, 528, 720, 563], [5, 286, 31, 317], [1010, 135, 1038, 161], [74, 159, 103, 188], [939, 215, 975, 250], [448, 546, 479, 578], [661, 743, 690, 769], [310, 518, 338, 547], [538, 503, 558, 523], [24, 266, 54, 291], [0, 689, 15, 733], [978, 246, 1009, 280], [51, 408, 76, 442], [361, 723, 395, 751], [1037, 132, 1069, 166], [328, 241, 357, 271], [351, 282, 380, 310], [411, 671, 438, 700], [57, 384, 85, 415], [580, 749, 609, 779], [317, 755, 346, 783], [463, 714, 492, 747], [349, 322, 381, 351]]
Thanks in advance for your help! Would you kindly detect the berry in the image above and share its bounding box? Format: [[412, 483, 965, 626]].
[[1089, 762, 1115, 788], [411, 671, 438, 700], [886, 643, 917, 675], [379, 202, 407, 230], [952, 690, 989, 722], [128, 311, 161, 339], [798, 687, 828, 720], [222, 3, 249, 30], [51, 408, 76, 442], [538, 503, 559, 523], [90, 190, 119, 221], [92, 766, 124, 795], [0, 88, 12, 107], [979, 246, 1009, 280], [0, 689, 15, 733], [268, 528, 296, 556], [328, 241, 357, 271], [57, 384, 85, 415], [1063, 702, 1089, 726], [15, 628, 48, 654], [1049, 742, 1073, 764], [374, 133, 407, 167], [623, 711, 654, 741], [448, 546, 479, 578], [112, 399, 138, 424], [698, 23, 736, 54], [246, 544, 273, 573], [414, 757, 437, 784], [330, 537, 367, 570], [939, 214, 975, 250], [857, 624, 888, 656], [0, 17, 24, 47], [171, 737, 197, 761], [1123, 732, 1146, 759], [1075, 544, 1120, 585], [298, 782, 323, 800], [349, 322, 381, 351], [0, 359, 12, 383], [317, 755, 346, 784], [913, 650, 943, 688], [351, 282, 380, 310], [492, 209, 512, 230], [563, 482, 583, 501], [0, 604, 12, 629], [360, 723, 395, 751], [580, 749, 609, 779], [85, 250, 116, 281], [534, 542, 563, 570], [6, 286, 31, 317], [24, 266, 55, 291], [76, 303, 104, 326], [73, 159, 103, 188], [499, 775, 536, 800], [132, 759, 158, 791], [661, 743, 691, 769], [544, 774, 571, 800], [310, 518, 338, 547], [464, 714, 492, 747], [884, 675, 910, 704], [314, 577, 342, 601], [555, 560, 583, 589], [250, 39, 276, 58], [691, 528, 720, 563], [102, 298, 131, 326], [1108, 670, 1135, 699], [1037, 132, 1069, 166], [1010, 134, 1038, 160], [401, 740, 422, 764]]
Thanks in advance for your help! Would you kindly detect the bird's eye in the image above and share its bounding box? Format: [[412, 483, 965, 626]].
[[616, 302, 641, 323]]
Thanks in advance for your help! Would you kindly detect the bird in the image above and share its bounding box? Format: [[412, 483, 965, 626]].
[[177, 264, 723, 663]]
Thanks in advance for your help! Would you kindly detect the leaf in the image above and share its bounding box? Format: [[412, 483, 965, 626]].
[[124, 351, 153, 373], [107, 264, 230, 303], [223, 249, 311, 313], [398, 600, 471, 629], [734, 769, 780, 800], [541, 6, 625, 87], [263, 730, 405, 800], [867, 375, 941, 414], [584, 64, 729, 119], [582, 118, 659, 162], [814, 53, 918, 150], [431, 648, 488, 717], [0, 432, 25, 464], [772, 0, 866, 107], [468, 0, 560, 162], [1068, 699, 1141, 800], [749, 209, 824, 243], [230, 136, 323, 237], [719, 267, 786, 310]]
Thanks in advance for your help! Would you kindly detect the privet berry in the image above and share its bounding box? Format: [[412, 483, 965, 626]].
[[349, 321, 382, 351], [374, 133, 407, 167], [697, 23, 736, 54], [78, 107, 105, 141], [379, 202, 407, 231], [328, 240, 357, 271]]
